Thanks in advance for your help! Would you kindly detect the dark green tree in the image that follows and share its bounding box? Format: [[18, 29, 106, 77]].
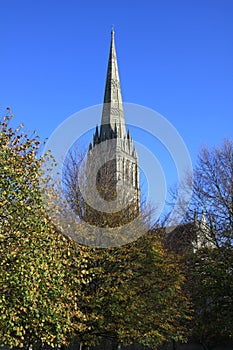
[[169, 139, 233, 349]]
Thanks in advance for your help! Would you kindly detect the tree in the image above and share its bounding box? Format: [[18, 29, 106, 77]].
[[0, 114, 91, 349], [61, 145, 192, 349], [101, 234, 191, 349], [187, 247, 233, 349], [176, 139, 233, 248], [65, 233, 191, 350], [169, 139, 233, 349]]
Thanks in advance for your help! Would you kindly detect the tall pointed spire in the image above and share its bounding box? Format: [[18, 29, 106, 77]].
[[100, 29, 127, 140], [86, 30, 140, 224]]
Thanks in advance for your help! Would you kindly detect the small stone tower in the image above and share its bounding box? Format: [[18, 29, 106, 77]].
[[85, 30, 140, 226]]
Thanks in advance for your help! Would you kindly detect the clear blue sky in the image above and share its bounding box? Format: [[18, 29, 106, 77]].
[[1, 0, 233, 205]]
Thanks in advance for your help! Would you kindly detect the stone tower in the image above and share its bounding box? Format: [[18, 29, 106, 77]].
[[85, 30, 140, 226]]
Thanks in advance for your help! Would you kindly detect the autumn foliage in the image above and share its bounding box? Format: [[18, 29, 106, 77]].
[[0, 115, 191, 349]]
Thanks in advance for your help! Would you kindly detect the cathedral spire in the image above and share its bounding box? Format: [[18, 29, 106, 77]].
[[100, 29, 127, 140], [86, 31, 140, 226]]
